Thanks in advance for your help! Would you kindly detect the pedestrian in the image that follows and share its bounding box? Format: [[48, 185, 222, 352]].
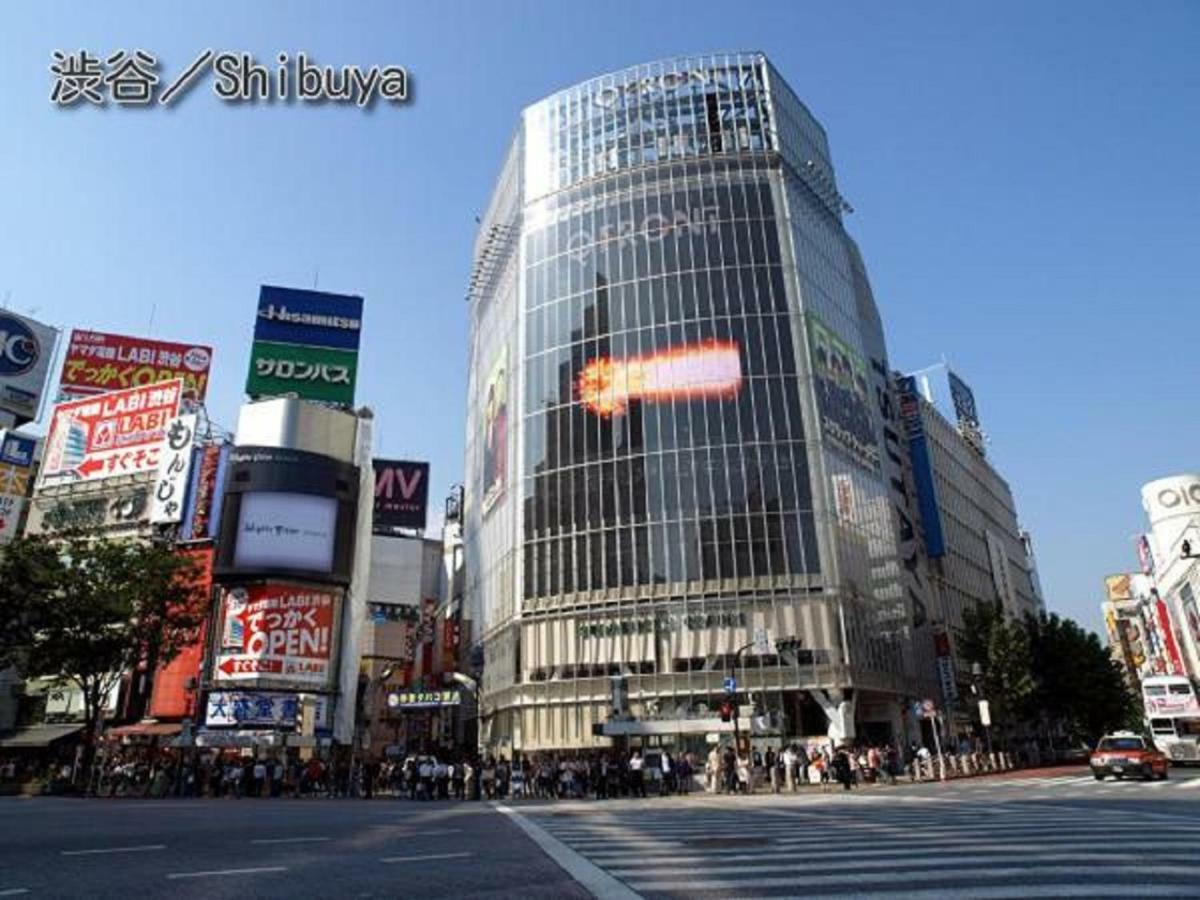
[[766, 746, 779, 793], [629, 750, 646, 798]]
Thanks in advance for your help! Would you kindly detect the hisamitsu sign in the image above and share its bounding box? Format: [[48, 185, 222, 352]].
[[254, 285, 363, 351]]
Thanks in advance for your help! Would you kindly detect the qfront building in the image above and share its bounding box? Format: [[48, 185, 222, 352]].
[[465, 53, 942, 753]]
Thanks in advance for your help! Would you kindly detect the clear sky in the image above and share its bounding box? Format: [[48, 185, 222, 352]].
[[2, 2, 1197, 633]]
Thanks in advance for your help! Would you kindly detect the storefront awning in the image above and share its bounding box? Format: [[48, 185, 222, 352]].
[[105, 722, 182, 739], [0, 724, 84, 748]]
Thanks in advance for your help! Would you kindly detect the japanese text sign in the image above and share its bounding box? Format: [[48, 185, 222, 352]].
[[150, 414, 197, 525], [215, 583, 339, 688], [60, 330, 212, 407], [39, 379, 183, 487]]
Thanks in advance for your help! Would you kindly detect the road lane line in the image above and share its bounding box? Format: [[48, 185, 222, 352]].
[[379, 852, 473, 863], [61, 844, 166, 856], [496, 804, 641, 900], [167, 867, 287, 880], [1178, 777, 1200, 789], [0, 890, 31, 896], [250, 837, 331, 845]]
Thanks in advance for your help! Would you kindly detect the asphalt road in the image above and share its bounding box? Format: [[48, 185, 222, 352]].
[[1, 767, 1198, 899]]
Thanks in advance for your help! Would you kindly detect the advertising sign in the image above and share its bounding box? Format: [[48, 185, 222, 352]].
[[214, 583, 340, 687], [0, 492, 24, 543], [205, 692, 329, 728], [373, 459, 429, 533], [233, 491, 338, 573], [933, 627, 959, 703], [385, 690, 461, 710], [0, 431, 36, 497], [1104, 573, 1134, 604], [807, 315, 879, 471], [38, 379, 183, 487], [253, 285, 363, 351], [0, 310, 58, 424], [181, 443, 227, 541], [481, 345, 508, 515], [947, 369, 985, 455], [898, 375, 945, 558], [150, 414, 197, 525], [1136, 535, 1155, 576], [59, 330, 212, 406], [245, 341, 359, 405]]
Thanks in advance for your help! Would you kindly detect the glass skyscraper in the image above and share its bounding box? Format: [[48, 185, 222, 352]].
[[465, 53, 937, 753]]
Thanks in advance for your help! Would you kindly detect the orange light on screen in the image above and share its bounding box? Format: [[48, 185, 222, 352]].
[[576, 340, 743, 416]]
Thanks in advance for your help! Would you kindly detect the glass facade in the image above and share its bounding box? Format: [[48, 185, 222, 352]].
[[467, 54, 928, 751], [521, 156, 821, 600]]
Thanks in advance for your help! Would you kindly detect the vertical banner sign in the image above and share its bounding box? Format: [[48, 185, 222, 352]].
[[214, 583, 339, 687], [1136, 535, 1155, 576], [0, 431, 37, 541], [150, 414, 197, 525], [372, 459, 430, 533], [0, 311, 58, 425], [59, 330, 213, 407], [897, 375, 945, 558], [807, 315, 880, 471], [182, 443, 223, 540], [480, 346, 508, 515], [932, 627, 959, 703], [245, 285, 363, 405], [39, 379, 183, 487]]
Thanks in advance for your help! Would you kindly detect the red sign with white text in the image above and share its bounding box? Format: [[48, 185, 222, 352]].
[[38, 379, 183, 486], [214, 582, 339, 688], [60, 330, 212, 405]]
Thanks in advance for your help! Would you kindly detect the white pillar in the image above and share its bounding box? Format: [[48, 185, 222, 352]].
[[812, 689, 856, 744]]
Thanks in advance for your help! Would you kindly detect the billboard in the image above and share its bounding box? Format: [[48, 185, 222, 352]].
[[245, 341, 359, 405], [233, 491, 338, 573], [0, 310, 58, 424], [150, 414, 198, 525], [180, 443, 228, 541], [897, 375, 945, 558], [38, 379, 183, 487], [947, 368, 985, 456], [205, 692, 328, 728], [246, 285, 363, 405], [59, 330, 212, 406], [1104, 573, 1134, 603], [481, 346, 508, 516], [373, 459, 430, 533], [213, 582, 340, 687], [807, 315, 879, 471], [575, 340, 743, 417]]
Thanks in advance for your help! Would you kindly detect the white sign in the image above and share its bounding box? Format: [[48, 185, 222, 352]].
[[978, 700, 992, 727], [150, 414, 197, 525], [752, 627, 772, 656], [205, 691, 328, 728], [233, 491, 336, 572], [0, 492, 24, 543]]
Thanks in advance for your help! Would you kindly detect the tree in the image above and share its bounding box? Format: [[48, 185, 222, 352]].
[[0, 532, 210, 783], [957, 601, 1035, 748], [1024, 612, 1137, 745]]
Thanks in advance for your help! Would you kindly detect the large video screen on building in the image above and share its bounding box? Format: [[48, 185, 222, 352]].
[[233, 491, 337, 573], [520, 158, 820, 599]]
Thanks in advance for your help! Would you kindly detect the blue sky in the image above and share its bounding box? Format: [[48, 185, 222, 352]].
[[2, 2, 1197, 632]]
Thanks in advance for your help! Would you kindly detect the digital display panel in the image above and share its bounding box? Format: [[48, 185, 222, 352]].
[[233, 491, 337, 573], [577, 340, 743, 417]]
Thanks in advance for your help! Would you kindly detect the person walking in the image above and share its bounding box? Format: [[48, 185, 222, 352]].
[[766, 746, 778, 793]]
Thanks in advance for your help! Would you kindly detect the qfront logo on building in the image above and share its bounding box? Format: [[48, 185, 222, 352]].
[[245, 285, 364, 405]]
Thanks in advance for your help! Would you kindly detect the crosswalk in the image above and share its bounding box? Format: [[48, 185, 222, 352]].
[[966, 773, 1200, 792], [522, 796, 1200, 898]]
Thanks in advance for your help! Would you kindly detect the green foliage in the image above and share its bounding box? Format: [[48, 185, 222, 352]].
[[0, 532, 209, 747], [957, 601, 1139, 747]]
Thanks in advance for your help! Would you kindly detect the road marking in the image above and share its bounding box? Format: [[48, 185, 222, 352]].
[[367, 827, 464, 836], [1178, 777, 1200, 789], [250, 837, 331, 845], [379, 852, 473, 863], [61, 844, 166, 856], [0, 890, 30, 897], [167, 867, 287, 880], [497, 804, 641, 900]]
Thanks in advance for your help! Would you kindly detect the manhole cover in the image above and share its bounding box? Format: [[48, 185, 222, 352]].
[[684, 837, 769, 848]]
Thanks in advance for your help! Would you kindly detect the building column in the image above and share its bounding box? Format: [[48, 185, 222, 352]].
[[812, 688, 856, 744]]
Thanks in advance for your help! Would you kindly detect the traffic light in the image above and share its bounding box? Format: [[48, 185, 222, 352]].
[[719, 702, 733, 722]]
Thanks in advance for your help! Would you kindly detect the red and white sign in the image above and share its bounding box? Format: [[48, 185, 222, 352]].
[[39, 379, 183, 486], [214, 583, 339, 688], [59, 329, 212, 406]]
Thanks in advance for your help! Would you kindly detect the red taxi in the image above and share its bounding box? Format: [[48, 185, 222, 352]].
[[1090, 731, 1169, 781]]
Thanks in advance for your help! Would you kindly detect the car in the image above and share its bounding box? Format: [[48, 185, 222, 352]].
[[1089, 732, 1169, 781]]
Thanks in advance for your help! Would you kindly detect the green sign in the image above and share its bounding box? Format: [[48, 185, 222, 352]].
[[245, 340, 358, 405]]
